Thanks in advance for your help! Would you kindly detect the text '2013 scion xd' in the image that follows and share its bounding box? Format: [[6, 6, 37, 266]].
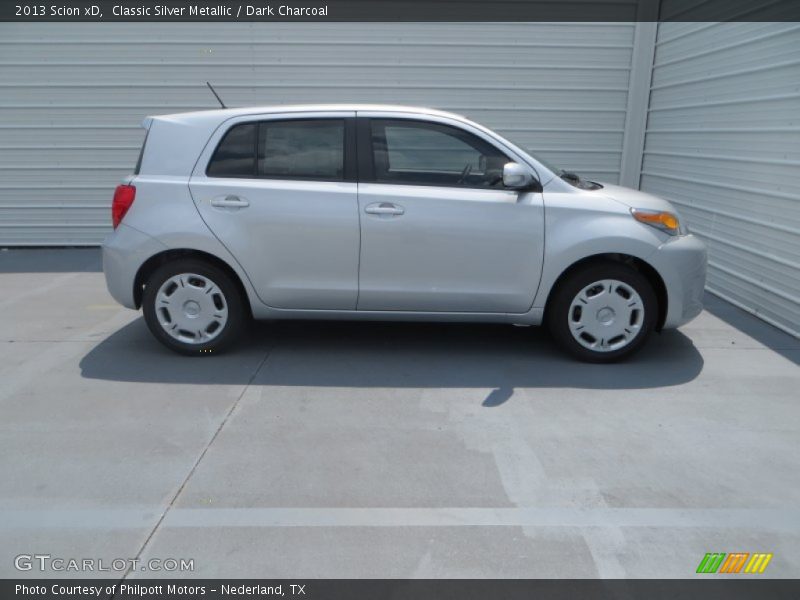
[[103, 105, 707, 362]]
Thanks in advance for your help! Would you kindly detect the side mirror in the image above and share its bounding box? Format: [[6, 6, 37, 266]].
[[502, 162, 539, 191]]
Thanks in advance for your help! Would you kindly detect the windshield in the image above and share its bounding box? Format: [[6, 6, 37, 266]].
[[503, 133, 603, 190], [529, 153, 563, 176]]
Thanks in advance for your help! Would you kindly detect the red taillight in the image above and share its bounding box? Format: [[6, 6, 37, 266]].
[[112, 184, 136, 229]]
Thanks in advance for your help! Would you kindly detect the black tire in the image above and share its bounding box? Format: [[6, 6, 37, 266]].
[[546, 261, 657, 363], [142, 258, 245, 355]]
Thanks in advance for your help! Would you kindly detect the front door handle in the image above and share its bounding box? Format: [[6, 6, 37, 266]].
[[365, 202, 404, 216], [211, 195, 249, 209]]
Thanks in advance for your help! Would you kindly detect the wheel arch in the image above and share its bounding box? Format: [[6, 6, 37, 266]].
[[133, 248, 253, 318], [543, 253, 668, 331]]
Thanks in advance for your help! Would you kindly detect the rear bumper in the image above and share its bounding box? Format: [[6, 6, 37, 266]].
[[102, 224, 166, 309], [649, 233, 707, 329]]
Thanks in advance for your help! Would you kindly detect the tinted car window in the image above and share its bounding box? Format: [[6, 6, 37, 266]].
[[206, 123, 256, 177], [258, 120, 344, 180], [370, 119, 509, 188]]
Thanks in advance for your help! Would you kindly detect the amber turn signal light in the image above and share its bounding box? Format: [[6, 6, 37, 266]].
[[631, 208, 681, 235]]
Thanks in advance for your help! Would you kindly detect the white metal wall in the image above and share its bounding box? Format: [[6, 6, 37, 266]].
[[0, 22, 637, 245], [640, 22, 800, 337]]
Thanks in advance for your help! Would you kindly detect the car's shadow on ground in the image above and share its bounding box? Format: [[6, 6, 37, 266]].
[[79, 317, 704, 400]]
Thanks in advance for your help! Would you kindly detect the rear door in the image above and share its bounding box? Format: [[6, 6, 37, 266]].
[[356, 114, 545, 313], [189, 112, 360, 310]]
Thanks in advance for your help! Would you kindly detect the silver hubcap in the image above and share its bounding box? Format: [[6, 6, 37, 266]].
[[155, 273, 228, 345], [568, 279, 644, 353]]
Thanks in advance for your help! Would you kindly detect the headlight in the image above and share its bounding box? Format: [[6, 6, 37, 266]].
[[630, 208, 684, 236]]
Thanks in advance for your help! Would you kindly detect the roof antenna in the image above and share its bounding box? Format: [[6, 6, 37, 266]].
[[206, 82, 227, 109]]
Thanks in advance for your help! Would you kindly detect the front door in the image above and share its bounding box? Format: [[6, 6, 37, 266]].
[[189, 113, 360, 310], [356, 116, 545, 313]]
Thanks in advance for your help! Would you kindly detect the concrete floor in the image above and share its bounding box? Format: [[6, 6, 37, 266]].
[[0, 248, 798, 579]]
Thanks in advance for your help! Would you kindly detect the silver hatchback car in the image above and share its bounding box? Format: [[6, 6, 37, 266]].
[[103, 104, 706, 362]]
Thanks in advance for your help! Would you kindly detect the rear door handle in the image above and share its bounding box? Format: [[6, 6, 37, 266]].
[[211, 195, 249, 209], [365, 202, 404, 216]]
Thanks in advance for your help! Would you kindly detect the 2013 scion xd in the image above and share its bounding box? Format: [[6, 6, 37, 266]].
[[103, 105, 707, 362]]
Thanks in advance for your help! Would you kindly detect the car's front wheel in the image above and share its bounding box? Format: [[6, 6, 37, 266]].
[[546, 261, 657, 362], [142, 259, 245, 355]]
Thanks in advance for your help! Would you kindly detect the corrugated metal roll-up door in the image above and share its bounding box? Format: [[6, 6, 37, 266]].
[[641, 22, 800, 337], [0, 22, 636, 245]]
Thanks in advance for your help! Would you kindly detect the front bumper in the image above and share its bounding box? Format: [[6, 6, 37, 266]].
[[102, 223, 166, 309], [649, 233, 707, 329]]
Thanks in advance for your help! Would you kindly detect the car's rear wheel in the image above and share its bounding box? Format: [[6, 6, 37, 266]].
[[142, 259, 244, 355], [546, 261, 657, 362]]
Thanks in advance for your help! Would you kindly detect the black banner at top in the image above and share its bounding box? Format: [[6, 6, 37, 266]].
[[2, 0, 800, 22]]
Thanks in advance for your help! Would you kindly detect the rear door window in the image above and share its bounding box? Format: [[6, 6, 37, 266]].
[[206, 122, 257, 177], [206, 119, 346, 181], [258, 120, 345, 180]]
